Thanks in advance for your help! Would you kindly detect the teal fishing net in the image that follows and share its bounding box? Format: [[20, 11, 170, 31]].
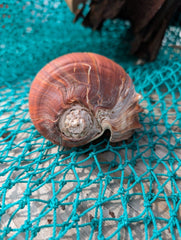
[[0, 1, 181, 239]]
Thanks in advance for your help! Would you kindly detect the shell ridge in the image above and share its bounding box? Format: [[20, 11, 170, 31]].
[[81, 62, 92, 107], [48, 63, 78, 87], [87, 52, 101, 108], [42, 65, 90, 109], [30, 82, 68, 116], [42, 67, 68, 88]]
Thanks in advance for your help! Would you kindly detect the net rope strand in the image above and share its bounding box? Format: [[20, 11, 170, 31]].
[[0, 1, 181, 239]]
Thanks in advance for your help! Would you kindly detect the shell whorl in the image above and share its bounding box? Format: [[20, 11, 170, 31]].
[[59, 105, 93, 139], [29, 52, 142, 147]]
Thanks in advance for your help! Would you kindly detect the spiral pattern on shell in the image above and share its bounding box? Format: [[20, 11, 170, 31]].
[[29, 52, 143, 147]]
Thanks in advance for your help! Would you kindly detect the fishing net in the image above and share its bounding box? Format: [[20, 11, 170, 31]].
[[0, 1, 181, 239]]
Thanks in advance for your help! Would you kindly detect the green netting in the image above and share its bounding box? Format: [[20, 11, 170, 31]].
[[0, 1, 181, 239]]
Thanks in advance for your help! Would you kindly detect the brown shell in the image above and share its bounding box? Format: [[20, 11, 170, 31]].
[[29, 52, 142, 147]]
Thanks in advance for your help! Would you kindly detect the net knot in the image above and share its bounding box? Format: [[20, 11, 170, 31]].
[[59, 180, 66, 187], [22, 119, 30, 123], [110, 161, 118, 168], [25, 220, 32, 228], [98, 234, 105, 240], [89, 152, 95, 158], [144, 201, 151, 208], [69, 161, 77, 168], [106, 176, 112, 184], [13, 166, 19, 171], [171, 193, 179, 202], [143, 215, 151, 225], [118, 165, 124, 171], [49, 197, 59, 209], [3, 227, 12, 235], [31, 226, 41, 237], [169, 158, 175, 164], [20, 221, 32, 232], [147, 166, 153, 171], [168, 145, 174, 151], [19, 199, 27, 209], [75, 186, 82, 193], [153, 230, 161, 238], [46, 141, 53, 147], [25, 166, 34, 172], [121, 216, 129, 227], [98, 172, 104, 178], [118, 187, 125, 195], [2, 179, 15, 189], [95, 201, 102, 207], [36, 178, 43, 186], [54, 160, 59, 166], [24, 188, 31, 196], [84, 178, 91, 185], [158, 186, 163, 192], [46, 175, 55, 183], [146, 192, 155, 201], [170, 211, 177, 218], [91, 218, 99, 228], [62, 222, 69, 228], [129, 175, 135, 182], [149, 142, 155, 149], [170, 216, 177, 227], [25, 139, 30, 143], [72, 214, 80, 222], [135, 176, 141, 183], [168, 172, 176, 179]]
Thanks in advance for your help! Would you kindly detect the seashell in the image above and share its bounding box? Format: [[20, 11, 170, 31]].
[[29, 52, 143, 147]]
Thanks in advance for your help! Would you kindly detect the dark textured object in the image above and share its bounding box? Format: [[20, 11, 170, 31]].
[[29, 52, 142, 147], [129, 0, 181, 60], [82, 0, 126, 30], [72, 0, 181, 61]]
